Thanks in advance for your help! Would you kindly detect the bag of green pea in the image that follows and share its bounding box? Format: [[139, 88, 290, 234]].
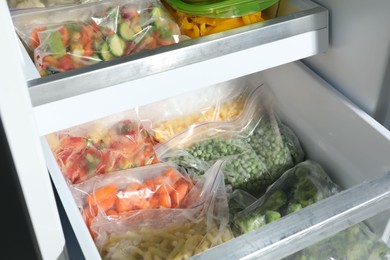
[[154, 84, 305, 197]]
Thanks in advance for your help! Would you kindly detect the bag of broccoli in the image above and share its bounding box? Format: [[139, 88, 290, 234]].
[[232, 160, 340, 235], [286, 222, 390, 260], [155, 84, 304, 197]]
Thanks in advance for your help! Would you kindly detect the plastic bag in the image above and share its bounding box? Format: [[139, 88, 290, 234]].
[[90, 160, 234, 259], [70, 162, 196, 238], [12, 0, 183, 76], [46, 111, 159, 184], [228, 189, 257, 223], [161, 0, 278, 38], [8, 0, 101, 9], [232, 160, 340, 235], [138, 78, 257, 143], [286, 222, 390, 260], [155, 84, 304, 196]]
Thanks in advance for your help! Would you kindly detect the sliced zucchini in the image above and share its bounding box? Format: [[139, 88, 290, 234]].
[[93, 40, 103, 52], [118, 22, 135, 41], [100, 42, 113, 61], [89, 54, 101, 64], [108, 34, 126, 57]]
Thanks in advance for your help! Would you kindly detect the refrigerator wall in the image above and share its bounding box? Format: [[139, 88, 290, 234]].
[[303, 0, 390, 127]]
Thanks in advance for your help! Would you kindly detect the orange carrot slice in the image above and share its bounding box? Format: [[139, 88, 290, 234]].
[[87, 184, 118, 206]]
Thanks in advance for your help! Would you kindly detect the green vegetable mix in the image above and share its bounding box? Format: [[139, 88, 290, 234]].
[[232, 160, 340, 235], [288, 224, 390, 260], [172, 113, 303, 196]]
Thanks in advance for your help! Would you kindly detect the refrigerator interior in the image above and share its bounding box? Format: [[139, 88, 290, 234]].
[[41, 61, 390, 259], [4, 0, 390, 258]]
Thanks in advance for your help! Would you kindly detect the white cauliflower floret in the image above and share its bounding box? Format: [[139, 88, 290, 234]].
[[13, 0, 45, 8]]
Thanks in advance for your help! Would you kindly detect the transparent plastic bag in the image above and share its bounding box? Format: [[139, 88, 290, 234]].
[[232, 160, 340, 235], [8, 0, 101, 9], [228, 189, 257, 222], [138, 78, 257, 143], [11, 0, 183, 76], [71, 162, 196, 238], [155, 84, 304, 196], [286, 222, 390, 260], [45, 111, 159, 184], [90, 160, 234, 259]]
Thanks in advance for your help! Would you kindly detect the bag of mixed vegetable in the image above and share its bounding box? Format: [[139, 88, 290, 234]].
[[154, 84, 304, 197], [7, 0, 102, 9], [46, 110, 159, 184], [138, 78, 257, 143], [232, 160, 340, 235], [11, 0, 185, 76], [87, 160, 234, 260], [285, 221, 390, 260]]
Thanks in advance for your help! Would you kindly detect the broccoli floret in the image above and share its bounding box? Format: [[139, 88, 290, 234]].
[[235, 214, 267, 233], [368, 244, 390, 260], [265, 210, 281, 224], [233, 190, 286, 234], [262, 190, 287, 211], [292, 167, 318, 207], [286, 202, 302, 214]]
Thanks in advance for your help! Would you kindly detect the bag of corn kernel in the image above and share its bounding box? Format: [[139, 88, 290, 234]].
[[138, 77, 258, 143]]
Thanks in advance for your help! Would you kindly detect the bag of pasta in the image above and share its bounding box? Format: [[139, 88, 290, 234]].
[[138, 77, 257, 143], [155, 84, 304, 197], [91, 160, 234, 260]]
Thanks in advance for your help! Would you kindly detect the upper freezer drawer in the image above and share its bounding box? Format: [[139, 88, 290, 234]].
[[41, 61, 390, 259], [20, 0, 329, 136]]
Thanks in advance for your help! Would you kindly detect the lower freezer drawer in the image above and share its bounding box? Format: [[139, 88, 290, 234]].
[[41, 61, 390, 259]]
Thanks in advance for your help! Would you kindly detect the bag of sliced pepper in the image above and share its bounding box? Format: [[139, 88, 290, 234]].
[[88, 160, 234, 259], [155, 84, 305, 197], [11, 0, 184, 76], [46, 110, 159, 184]]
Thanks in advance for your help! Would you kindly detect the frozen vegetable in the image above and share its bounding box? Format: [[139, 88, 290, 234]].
[[164, 112, 303, 196], [72, 163, 196, 238], [90, 160, 233, 259], [232, 160, 340, 235], [161, 0, 278, 38], [12, 0, 183, 76], [228, 189, 257, 221], [47, 118, 159, 184], [155, 84, 304, 196], [172, 10, 265, 38], [287, 223, 390, 260]]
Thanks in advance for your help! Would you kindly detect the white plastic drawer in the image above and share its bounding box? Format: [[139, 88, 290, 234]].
[[41, 61, 390, 259]]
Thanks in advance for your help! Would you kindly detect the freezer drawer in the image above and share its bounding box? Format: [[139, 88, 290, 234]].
[[21, 0, 329, 136], [41, 61, 390, 259]]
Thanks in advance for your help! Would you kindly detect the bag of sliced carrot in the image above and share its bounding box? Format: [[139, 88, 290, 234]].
[[75, 160, 233, 259]]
